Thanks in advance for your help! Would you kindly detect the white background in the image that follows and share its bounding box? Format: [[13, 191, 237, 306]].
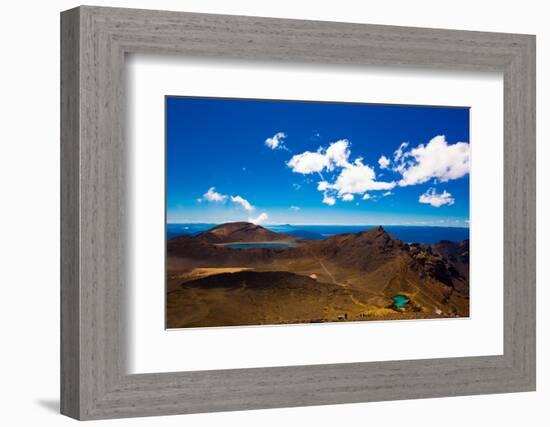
[[128, 56, 503, 373], [0, 1, 547, 426]]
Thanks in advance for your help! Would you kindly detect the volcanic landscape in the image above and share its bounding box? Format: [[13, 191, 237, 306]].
[[166, 222, 469, 328]]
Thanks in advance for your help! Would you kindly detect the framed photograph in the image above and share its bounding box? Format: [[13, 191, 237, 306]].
[[165, 97, 471, 329], [61, 6, 536, 420]]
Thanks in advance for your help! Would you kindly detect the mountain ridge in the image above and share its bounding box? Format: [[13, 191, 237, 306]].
[[196, 221, 294, 244]]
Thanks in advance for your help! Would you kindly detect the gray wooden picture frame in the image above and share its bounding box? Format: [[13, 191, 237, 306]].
[[60, 5, 536, 420]]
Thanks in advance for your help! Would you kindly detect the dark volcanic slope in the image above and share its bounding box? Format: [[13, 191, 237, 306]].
[[431, 240, 470, 280], [304, 226, 469, 298], [180, 270, 330, 290], [196, 221, 293, 244], [308, 226, 405, 272], [168, 271, 371, 328]]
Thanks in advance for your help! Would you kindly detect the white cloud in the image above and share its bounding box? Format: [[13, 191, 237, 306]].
[[362, 193, 371, 200], [287, 139, 351, 174], [202, 187, 227, 202], [289, 140, 395, 205], [418, 188, 455, 207], [287, 149, 329, 174], [331, 160, 395, 195], [382, 191, 393, 197], [230, 195, 254, 212], [393, 142, 409, 161], [200, 187, 265, 221], [322, 194, 336, 206], [317, 181, 330, 191], [201, 188, 256, 212], [290, 205, 301, 211], [249, 212, 268, 224], [378, 155, 390, 169], [341, 194, 354, 202], [325, 139, 351, 168], [265, 132, 288, 150], [394, 135, 470, 186]]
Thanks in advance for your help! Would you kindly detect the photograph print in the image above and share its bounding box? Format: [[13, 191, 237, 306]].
[[166, 97, 470, 329]]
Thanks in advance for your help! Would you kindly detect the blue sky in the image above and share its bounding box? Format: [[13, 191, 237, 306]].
[[166, 96, 470, 226]]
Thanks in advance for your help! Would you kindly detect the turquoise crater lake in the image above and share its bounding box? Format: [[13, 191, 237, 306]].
[[223, 242, 297, 249], [392, 295, 410, 308]]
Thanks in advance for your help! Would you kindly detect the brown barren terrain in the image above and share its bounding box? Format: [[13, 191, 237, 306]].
[[166, 222, 469, 328]]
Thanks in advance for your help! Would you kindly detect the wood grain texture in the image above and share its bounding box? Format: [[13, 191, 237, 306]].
[[60, 5, 536, 420], [60, 7, 80, 419]]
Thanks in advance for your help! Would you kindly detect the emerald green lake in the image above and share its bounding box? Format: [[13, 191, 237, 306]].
[[392, 295, 410, 308]]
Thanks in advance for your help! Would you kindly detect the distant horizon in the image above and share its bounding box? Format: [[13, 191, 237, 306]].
[[167, 221, 469, 229], [165, 222, 470, 245]]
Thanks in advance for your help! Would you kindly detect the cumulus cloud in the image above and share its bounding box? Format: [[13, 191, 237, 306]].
[[394, 135, 470, 186], [362, 193, 371, 200], [200, 188, 255, 212], [287, 139, 351, 174], [418, 188, 455, 207], [230, 195, 254, 212], [378, 155, 390, 169], [199, 187, 269, 222], [322, 194, 336, 206], [289, 140, 395, 205], [317, 181, 330, 191], [382, 191, 393, 197], [265, 132, 288, 150], [331, 160, 395, 195], [202, 187, 227, 202], [325, 139, 351, 168], [287, 150, 329, 174], [249, 212, 268, 224]]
